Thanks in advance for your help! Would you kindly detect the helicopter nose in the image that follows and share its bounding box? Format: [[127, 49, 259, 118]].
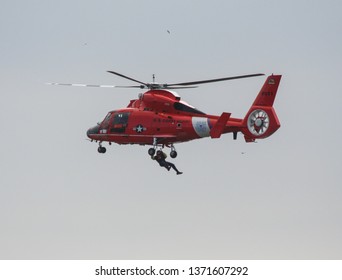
[[87, 124, 100, 138]]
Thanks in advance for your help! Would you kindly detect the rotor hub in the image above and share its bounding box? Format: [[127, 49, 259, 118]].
[[255, 118, 263, 127]]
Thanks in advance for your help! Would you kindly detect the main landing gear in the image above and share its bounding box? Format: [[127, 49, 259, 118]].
[[170, 145, 177, 158], [148, 138, 178, 158]]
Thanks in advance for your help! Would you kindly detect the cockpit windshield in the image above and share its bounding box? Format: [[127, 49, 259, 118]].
[[101, 112, 112, 127]]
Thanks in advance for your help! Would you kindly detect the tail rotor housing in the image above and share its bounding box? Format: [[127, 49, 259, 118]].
[[242, 75, 282, 142]]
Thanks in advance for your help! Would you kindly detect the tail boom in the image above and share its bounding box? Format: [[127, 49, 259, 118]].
[[207, 74, 282, 142]]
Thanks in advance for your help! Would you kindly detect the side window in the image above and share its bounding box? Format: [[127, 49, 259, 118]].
[[111, 112, 130, 133], [113, 113, 129, 124], [174, 102, 205, 115]]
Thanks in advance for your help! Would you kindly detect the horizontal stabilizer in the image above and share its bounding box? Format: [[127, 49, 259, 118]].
[[210, 112, 231, 138]]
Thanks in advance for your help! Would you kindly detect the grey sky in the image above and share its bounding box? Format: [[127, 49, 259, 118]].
[[0, 0, 341, 259]]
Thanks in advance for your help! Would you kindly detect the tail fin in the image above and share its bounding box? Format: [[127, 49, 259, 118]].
[[242, 75, 282, 142]]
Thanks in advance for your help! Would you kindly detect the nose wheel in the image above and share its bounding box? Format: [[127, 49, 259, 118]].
[[98, 143, 106, 153]]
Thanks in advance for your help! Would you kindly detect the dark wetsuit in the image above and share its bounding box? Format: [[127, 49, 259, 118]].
[[152, 152, 182, 175]]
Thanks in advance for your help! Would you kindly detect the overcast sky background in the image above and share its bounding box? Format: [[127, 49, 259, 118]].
[[1, 0, 341, 259]]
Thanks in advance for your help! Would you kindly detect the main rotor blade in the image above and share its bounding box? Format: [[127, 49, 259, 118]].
[[47, 83, 116, 88], [46, 83, 142, 89], [107, 71, 148, 87], [165, 86, 198, 89], [167, 73, 264, 87]]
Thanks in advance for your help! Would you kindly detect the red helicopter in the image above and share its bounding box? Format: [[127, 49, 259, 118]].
[[51, 71, 282, 157]]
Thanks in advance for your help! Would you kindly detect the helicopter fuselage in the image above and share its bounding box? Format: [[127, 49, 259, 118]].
[[87, 89, 242, 146], [86, 74, 282, 156], [49, 71, 281, 157]]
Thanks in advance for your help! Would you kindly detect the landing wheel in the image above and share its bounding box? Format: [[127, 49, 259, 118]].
[[148, 148, 156, 156], [170, 144, 177, 158], [98, 146, 106, 153], [170, 150, 177, 158]]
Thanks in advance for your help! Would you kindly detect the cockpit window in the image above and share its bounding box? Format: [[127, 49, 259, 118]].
[[174, 102, 205, 115]]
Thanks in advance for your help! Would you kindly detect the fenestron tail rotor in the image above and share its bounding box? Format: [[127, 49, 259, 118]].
[[247, 109, 270, 136]]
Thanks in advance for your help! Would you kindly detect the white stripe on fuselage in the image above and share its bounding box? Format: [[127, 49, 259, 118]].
[[192, 117, 210, 137]]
